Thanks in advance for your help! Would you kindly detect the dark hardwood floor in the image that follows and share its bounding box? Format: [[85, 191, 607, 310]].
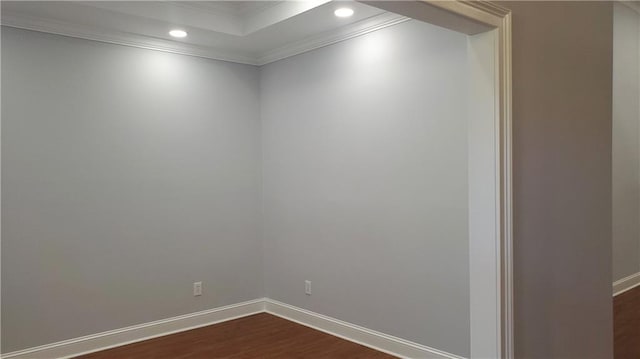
[[615, 285, 640, 359], [75, 313, 396, 358], [65, 288, 640, 359]]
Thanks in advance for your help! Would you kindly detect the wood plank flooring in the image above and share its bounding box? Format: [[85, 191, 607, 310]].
[[615, 285, 640, 359], [62, 287, 640, 359], [75, 313, 396, 358]]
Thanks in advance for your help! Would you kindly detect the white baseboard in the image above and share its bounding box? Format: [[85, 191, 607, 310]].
[[613, 272, 640, 296], [2, 298, 466, 359], [1, 298, 266, 359], [264, 299, 465, 359]]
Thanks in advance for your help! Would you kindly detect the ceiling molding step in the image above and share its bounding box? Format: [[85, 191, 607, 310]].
[[173, 1, 282, 18], [621, 0, 640, 15], [79, 1, 331, 37], [242, 0, 332, 36], [78, 1, 245, 36], [0, 11, 260, 65], [1, 11, 410, 67], [257, 12, 410, 66]]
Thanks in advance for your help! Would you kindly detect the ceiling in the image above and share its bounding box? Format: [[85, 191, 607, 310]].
[[1, 1, 409, 65]]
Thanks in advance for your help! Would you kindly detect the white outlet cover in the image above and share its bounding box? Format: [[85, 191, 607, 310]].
[[193, 282, 202, 296]]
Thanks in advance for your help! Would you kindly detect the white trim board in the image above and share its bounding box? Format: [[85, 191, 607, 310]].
[[1, 298, 467, 359], [264, 299, 465, 359], [0, 299, 266, 359], [257, 12, 409, 65], [613, 272, 640, 296], [0, 11, 408, 66]]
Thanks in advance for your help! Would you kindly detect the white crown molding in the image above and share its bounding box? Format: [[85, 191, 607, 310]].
[[257, 12, 410, 65], [1, 11, 408, 67], [0, 298, 266, 359], [264, 299, 466, 359], [0, 11, 261, 65], [613, 271, 640, 296]]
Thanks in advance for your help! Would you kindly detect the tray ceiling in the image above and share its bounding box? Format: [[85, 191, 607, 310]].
[[1, 1, 409, 65]]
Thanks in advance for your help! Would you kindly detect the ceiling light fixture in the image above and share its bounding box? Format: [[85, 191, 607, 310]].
[[169, 29, 188, 38], [334, 8, 354, 18]]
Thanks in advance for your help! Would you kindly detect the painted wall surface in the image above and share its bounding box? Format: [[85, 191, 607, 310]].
[[467, 30, 499, 359], [1, 2, 619, 358], [613, 2, 640, 282], [260, 20, 470, 357], [503, 2, 614, 358], [1, 27, 263, 352]]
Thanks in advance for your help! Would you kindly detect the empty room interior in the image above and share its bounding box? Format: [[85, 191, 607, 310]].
[[0, 1, 633, 359], [613, 2, 640, 358]]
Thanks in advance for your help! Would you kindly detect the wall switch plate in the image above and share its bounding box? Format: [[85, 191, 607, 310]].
[[193, 281, 202, 296], [305, 280, 311, 295]]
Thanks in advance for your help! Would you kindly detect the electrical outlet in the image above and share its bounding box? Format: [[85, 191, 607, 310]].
[[193, 281, 202, 296], [305, 280, 311, 295]]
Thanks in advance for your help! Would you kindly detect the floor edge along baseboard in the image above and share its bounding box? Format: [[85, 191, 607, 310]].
[[0, 299, 266, 359], [1, 298, 466, 359], [613, 271, 640, 296], [263, 299, 465, 359]]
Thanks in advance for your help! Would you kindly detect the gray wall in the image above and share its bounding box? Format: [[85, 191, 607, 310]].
[[260, 20, 470, 357], [2, 2, 619, 357], [504, 1, 614, 358], [613, 2, 640, 282], [1, 27, 263, 352]]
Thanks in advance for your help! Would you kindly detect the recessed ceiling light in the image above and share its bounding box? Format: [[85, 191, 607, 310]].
[[169, 29, 187, 38], [334, 8, 354, 18]]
